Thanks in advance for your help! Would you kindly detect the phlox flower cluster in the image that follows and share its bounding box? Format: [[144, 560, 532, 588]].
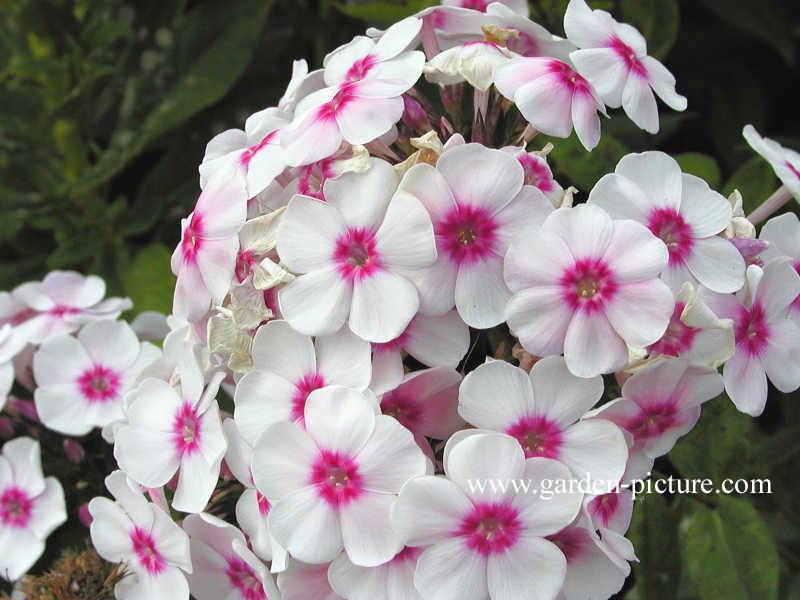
[[2, 0, 799, 599]]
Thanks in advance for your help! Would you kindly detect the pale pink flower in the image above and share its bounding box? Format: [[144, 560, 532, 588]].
[[252, 386, 427, 566], [392, 432, 583, 600], [0, 325, 24, 412], [549, 494, 635, 600], [589, 151, 745, 293], [564, 0, 687, 133], [743, 125, 800, 200], [277, 560, 342, 600], [89, 471, 192, 599], [701, 261, 800, 416], [370, 310, 469, 394], [645, 282, 734, 368], [1, 271, 131, 345], [379, 367, 465, 453], [172, 169, 248, 322], [328, 546, 423, 600], [505, 203, 673, 377], [200, 108, 291, 198], [398, 143, 551, 328], [494, 57, 607, 151], [278, 59, 327, 115], [222, 420, 281, 563], [234, 319, 372, 445], [184, 513, 280, 600], [759, 212, 800, 325], [592, 359, 723, 478], [276, 159, 436, 342], [32, 320, 160, 436], [114, 376, 227, 513], [281, 18, 425, 166], [0, 437, 66, 581], [458, 357, 628, 484]]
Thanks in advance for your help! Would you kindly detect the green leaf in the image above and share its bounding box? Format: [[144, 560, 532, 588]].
[[73, 0, 272, 196], [628, 490, 682, 600], [669, 397, 753, 482], [120, 244, 175, 316], [697, 0, 795, 66], [621, 0, 679, 59], [675, 153, 721, 189], [547, 133, 629, 192], [722, 156, 777, 215], [681, 497, 779, 600], [337, 0, 433, 23]]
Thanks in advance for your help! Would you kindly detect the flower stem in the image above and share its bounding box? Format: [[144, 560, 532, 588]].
[[747, 185, 793, 225]]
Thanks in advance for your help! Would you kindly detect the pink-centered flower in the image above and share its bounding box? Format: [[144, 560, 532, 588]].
[[114, 376, 228, 513], [0, 437, 66, 581], [592, 359, 723, 478], [502, 146, 564, 206], [564, 0, 687, 134], [276, 158, 436, 343], [392, 432, 583, 600], [701, 261, 800, 416], [0, 271, 131, 345], [398, 143, 551, 328], [32, 320, 160, 436], [222, 420, 281, 564], [281, 18, 425, 166], [328, 546, 424, 600], [505, 203, 673, 378], [184, 513, 280, 600], [458, 357, 628, 484], [379, 367, 465, 454], [759, 212, 800, 326], [494, 57, 607, 151], [743, 125, 800, 201], [234, 319, 372, 445], [441, 0, 528, 17], [589, 151, 745, 293], [371, 310, 469, 394], [89, 471, 192, 599], [252, 386, 427, 566], [172, 169, 248, 322]]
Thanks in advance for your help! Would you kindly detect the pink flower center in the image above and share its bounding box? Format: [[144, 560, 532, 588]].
[[318, 84, 357, 120], [256, 491, 270, 516], [608, 36, 647, 77], [172, 402, 202, 456], [458, 502, 522, 556], [225, 557, 266, 600], [734, 303, 770, 356], [77, 365, 121, 403], [516, 154, 555, 193], [0, 486, 33, 528], [333, 228, 383, 281], [181, 213, 204, 262], [505, 415, 564, 459], [792, 262, 800, 313], [455, 0, 489, 10], [547, 60, 594, 95], [380, 392, 423, 431], [547, 526, 589, 562], [624, 399, 679, 441], [291, 373, 326, 423], [310, 450, 364, 506], [648, 301, 698, 356], [392, 546, 423, 563], [586, 492, 620, 529], [344, 55, 377, 82], [559, 257, 618, 312], [647, 208, 693, 265], [438, 204, 498, 265], [236, 250, 258, 283], [130, 526, 165, 575], [49, 306, 82, 318], [240, 131, 278, 169]]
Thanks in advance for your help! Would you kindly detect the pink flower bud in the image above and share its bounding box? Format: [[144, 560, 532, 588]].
[[402, 94, 431, 133], [63, 439, 85, 464], [78, 503, 93, 527]]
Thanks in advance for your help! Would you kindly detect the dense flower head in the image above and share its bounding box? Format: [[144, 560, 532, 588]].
[[5, 1, 799, 598]]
